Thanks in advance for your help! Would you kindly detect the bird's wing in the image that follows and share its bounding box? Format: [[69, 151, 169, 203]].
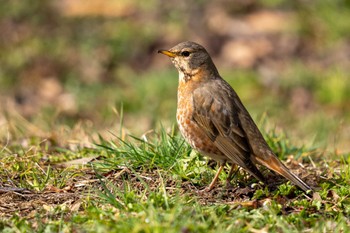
[[191, 84, 265, 182], [218, 81, 313, 192]]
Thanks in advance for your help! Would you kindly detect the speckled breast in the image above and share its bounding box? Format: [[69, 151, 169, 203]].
[[176, 84, 226, 163]]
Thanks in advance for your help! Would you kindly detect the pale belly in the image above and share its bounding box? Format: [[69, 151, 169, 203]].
[[176, 108, 227, 163]]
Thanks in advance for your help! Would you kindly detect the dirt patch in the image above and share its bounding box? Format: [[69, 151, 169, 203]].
[[0, 189, 81, 219]]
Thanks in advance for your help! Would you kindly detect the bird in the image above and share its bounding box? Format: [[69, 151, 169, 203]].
[[158, 41, 312, 192]]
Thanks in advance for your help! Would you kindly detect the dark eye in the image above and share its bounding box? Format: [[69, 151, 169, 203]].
[[181, 51, 190, 57]]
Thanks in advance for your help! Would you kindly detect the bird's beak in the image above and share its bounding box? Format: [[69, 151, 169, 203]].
[[158, 50, 176, 58]]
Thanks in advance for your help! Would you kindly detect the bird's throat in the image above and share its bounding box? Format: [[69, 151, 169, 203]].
[[178, 71, 192, 83]]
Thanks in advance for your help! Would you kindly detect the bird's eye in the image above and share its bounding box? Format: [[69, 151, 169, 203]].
[[181, 51, 190, 57]]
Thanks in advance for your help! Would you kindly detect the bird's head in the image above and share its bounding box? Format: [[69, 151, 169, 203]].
[[158, 41, 218, 82]]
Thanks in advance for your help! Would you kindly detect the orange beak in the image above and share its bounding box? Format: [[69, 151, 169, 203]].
[[158, 50, 176, 58]]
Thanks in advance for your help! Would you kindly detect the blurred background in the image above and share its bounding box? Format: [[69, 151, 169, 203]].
[[0, 0, 350, 152]]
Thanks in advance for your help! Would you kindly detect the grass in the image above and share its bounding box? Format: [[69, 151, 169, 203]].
[[1, 119, 349, 232]]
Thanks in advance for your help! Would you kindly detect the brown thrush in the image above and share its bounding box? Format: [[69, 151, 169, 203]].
[[158, 41, 312, 192]]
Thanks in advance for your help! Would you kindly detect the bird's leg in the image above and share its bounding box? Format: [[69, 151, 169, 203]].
[[226, 164, 238, 188], [205, 163, 225, 191]]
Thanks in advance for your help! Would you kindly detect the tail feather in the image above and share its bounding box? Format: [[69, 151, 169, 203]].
[[256, 155, 312, 192]]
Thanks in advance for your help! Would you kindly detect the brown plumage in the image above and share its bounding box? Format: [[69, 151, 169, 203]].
[[158, 41, 312, 192]]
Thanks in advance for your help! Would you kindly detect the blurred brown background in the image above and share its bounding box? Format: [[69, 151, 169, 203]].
[[1, 0, 350, 152]]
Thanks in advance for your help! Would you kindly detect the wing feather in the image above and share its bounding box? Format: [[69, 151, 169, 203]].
[[191, 85, 265, 182]]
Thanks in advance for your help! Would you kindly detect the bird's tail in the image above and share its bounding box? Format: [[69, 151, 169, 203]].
[[255, 154, 312, 192]]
